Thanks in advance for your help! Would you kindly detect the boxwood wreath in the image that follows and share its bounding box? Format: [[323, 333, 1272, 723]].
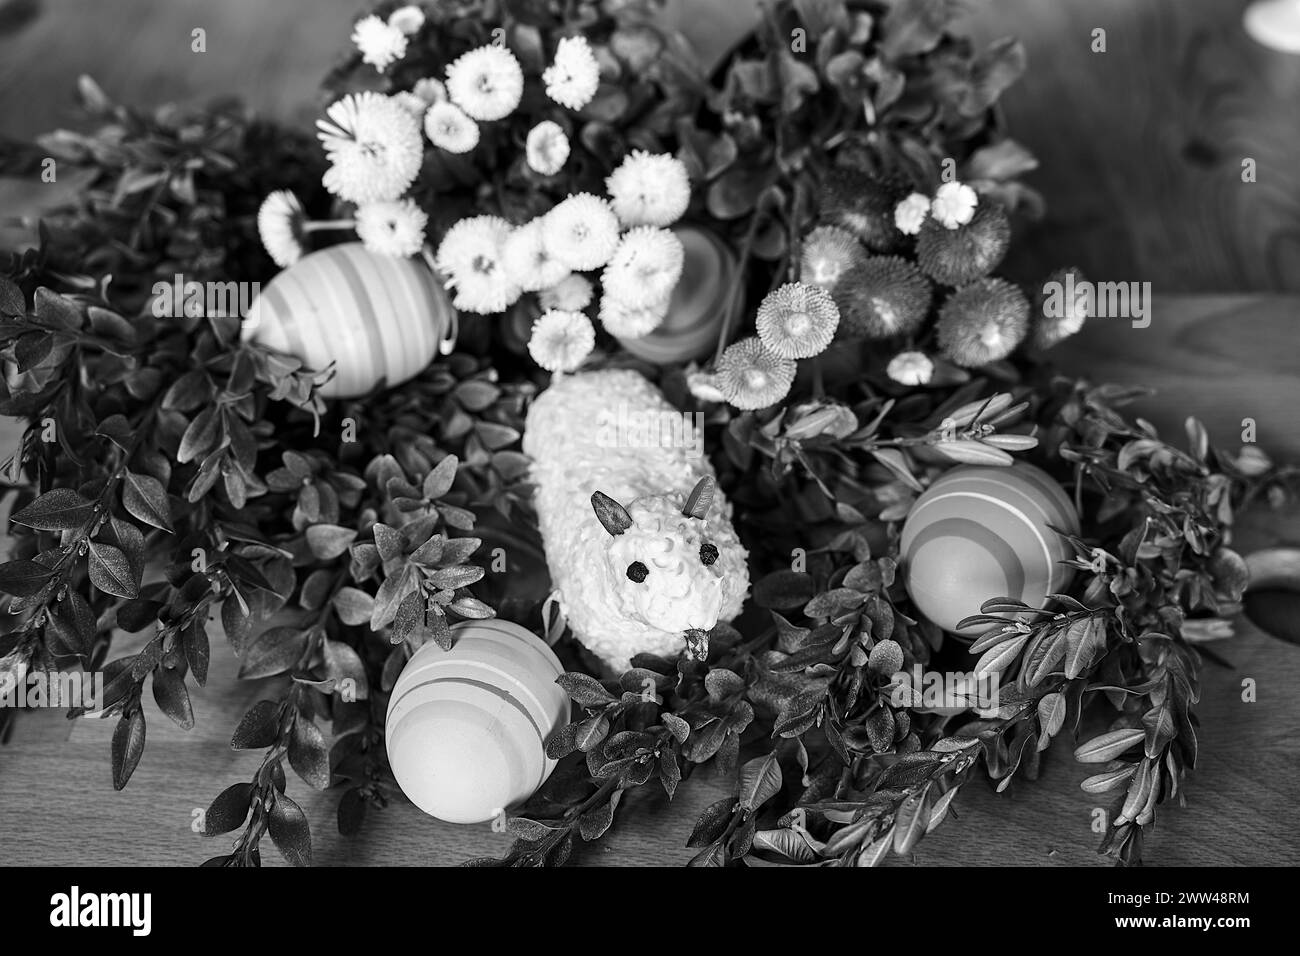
[[0, 0, 1294, 867]]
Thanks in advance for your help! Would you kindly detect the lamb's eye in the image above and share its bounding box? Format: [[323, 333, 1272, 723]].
[[699, 543, 719, 566], [626, 561, 649, 583]]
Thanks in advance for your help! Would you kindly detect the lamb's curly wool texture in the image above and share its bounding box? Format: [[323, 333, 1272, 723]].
[[523, 370, 749, 672]]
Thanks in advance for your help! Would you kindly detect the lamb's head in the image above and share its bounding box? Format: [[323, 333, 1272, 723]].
[[590, 477, 727, 659]]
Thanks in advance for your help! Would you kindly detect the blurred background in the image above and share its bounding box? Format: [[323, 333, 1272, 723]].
[[2, 0, 1299, 293]]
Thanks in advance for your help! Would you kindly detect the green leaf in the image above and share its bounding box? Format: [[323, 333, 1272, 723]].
[[111, 708, 146, 790], [203, 783, 253, 835], [556, 672, 616, 708], [122, 471, 173, 532], [231, 700, 281, 750], [892, 793, 930, 855], [238, 626, 307, 679], [151, 666, 194, 730], [332, 586, 375, 626], [289, 716, 331, 789], [1037, 691, 1066, 737], [687, 796, 736, 848], [87, 542, 139, 598], [11, 488, 95, 531], [0, 276, 26, 316], [1080, 765, 1138, 794], [305, 523, 356, 560], [973, 632, 1029, 677], [268, 793, 312, 866], [737, 752, 783, 811], [422, 454, 458, 499], [183, 619, 210, 687], [753, 570, 817, 609], [1074, 727, 1145, 764], [0, 558, 56, 597]]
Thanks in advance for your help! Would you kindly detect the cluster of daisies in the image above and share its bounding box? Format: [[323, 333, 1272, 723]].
[[700, 170, 1089, 410], [256, 15, 607, 271], [435, 149, 693, 374]]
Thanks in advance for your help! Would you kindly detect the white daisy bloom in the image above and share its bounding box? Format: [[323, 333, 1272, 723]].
[[931, 181, 978, 230], [526, 120, 570, 176], [600, 226, 684, 309], [388, 5, 425, 35], [894, 192, 931, 236], [355, 199, 428, 258], [541, 193, 621, 272], [886, 351, 934, 386], [412, 77, 447, 104], [686, 367, 726, 403], [445, 45, 524, 122], [598, 294, 668, 339], [352, 14, 408, 72], [543, 35, 601, 111], [392, 91, 428, 118], [257, 190, 305, 268], [424, 100, 479, 154], [605, 150, 691, 227], [435, 215, 521, 314], [503, 220, 571, 292], [317, 92, 424, 204], [529, 309, 596, 372], [538, 274, 594, 312]]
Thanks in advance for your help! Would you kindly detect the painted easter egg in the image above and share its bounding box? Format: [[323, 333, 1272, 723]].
[[243, 242, 454, 399], [385, 619, 569, 825], [900, 462, 1080, 634], [615, 225, 736, 365]]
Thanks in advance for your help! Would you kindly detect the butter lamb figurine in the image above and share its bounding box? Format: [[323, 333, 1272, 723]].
[[523, 369, 749, 673]]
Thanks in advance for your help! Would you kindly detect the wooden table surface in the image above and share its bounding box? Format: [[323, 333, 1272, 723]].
[[0, 294, 1297, 867], [0, 1, 1298, 866]]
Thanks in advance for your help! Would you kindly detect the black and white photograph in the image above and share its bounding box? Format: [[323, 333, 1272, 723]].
[[0, 0, 1295, 915]]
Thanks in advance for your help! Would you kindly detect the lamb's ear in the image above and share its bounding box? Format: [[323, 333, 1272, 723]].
[[591, 491, 633, 536], [682, 476, 714, 520]]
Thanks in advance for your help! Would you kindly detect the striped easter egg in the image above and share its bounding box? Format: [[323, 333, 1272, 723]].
[[900, 462, 1079, 634], [385, 619, 569, 825], [615, 224, 736, 364], [243, 242, 453, 399]]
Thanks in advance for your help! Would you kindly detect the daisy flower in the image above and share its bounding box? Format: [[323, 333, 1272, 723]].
[[355, 199, 427, 258], [529, 309, 596, 372], [435, 215, 520, 314], [605, 150, 691, 228], [818, 168, 907, 251], [686, 368, 726, 403], [800, 225, 865, 291], [716, 337, 796, 410], [931, 181, 978, 230], [526, 120, 570, 176], [424, 100, 479, 153], [257, 190, 306, 268], [445, 45, 524, 122], [835, 256, 933, 339], [894, 192, 930, 236], [1034, 267, 1091, 348], [317, 92, 423, 204], [392, 92, 428, 118], [937, 278, 1030, 367], [916, 203, 1011, 286], [886, 351, 934, 386], [352, 15, 408, 72], [503, 220, 570, 292], [543, 35, 601, 111], [538, 274, 594, 312], [601, 227, 684, 309], [755, 282, 839, 359], [598, 294, 668, 338], [388, 5, 425, 35], [541, 193, 621, 271], [412, 78, 447, 104]]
